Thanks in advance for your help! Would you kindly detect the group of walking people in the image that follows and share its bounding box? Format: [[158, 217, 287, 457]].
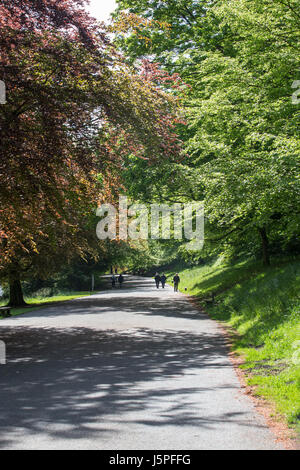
[[154, 272, 180, 292], [110, 269, 181, 292], [111, 273, 124, 288]]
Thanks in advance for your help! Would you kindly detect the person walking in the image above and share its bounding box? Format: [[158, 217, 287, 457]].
[[111, 274, 116, 289], [173, 273, 180, 292], [118, 274, 124, 288], [161, 274, 167, 289], [154, 272, 161, 289]]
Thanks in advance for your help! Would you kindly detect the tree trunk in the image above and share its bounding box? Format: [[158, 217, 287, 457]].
[[258, 227, 270, 267], [9, 273, 26, 307]]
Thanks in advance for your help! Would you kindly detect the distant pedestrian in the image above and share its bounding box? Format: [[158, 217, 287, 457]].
[[111, 275, 116, 288], [161, 274, 167, 289], [118, 274, 124, 288], [154, 272, 161, 289], [173, 273, 180, 292], [115, 268, 118, 275]]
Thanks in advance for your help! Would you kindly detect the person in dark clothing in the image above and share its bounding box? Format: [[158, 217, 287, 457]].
[[154, 273, 161, 289], [173, 273, 180, 292], [161, 274, 167, 289], [118, 274, 124, 288], [111, 275, 116, 288]]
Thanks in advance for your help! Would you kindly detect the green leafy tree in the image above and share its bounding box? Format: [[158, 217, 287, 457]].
[[115, 0, 300, 265], [0, 0, 183, 305]]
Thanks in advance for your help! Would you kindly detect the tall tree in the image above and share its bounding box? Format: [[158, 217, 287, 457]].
[[115, 0, 300, 265], [0, 0, 183, 304]]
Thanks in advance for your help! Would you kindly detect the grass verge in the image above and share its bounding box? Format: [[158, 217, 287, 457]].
[[0, 292, 92, 319]]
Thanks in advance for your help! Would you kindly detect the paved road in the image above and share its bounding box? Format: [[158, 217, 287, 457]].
[[0, 276, 282, 450]]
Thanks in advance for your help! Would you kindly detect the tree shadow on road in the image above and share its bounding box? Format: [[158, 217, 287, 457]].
[[2, 294, 208, 323], [0, 325, 265, 448]]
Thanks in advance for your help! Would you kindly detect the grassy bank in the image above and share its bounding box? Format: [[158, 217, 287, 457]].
[[0, 292, 92, 319], [167, 258, 300, 429]]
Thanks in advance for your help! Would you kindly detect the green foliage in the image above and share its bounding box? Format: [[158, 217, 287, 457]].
[[115, 0, 300, 264], [115, 0, 224, 66], [183, 0, 300, 252]]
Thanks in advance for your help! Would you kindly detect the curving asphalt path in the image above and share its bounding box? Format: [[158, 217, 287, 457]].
[[0, 276, 283, 450]]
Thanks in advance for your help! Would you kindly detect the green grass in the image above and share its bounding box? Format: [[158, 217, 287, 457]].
[[166, 258, 300, 427], [0, 292, 92, 319]]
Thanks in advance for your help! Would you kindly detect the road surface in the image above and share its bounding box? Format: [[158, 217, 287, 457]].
[[0, 276, 282, 449]]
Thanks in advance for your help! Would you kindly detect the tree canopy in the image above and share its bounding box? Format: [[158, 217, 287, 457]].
[[0, 0, 299, 305], [0, 0, 183, 304], [114, 0, 300, 265]]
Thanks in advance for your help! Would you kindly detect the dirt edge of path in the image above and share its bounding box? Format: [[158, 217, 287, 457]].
[[184, 294, 299, 451]]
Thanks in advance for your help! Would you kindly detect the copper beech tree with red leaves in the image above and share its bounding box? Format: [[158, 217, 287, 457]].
[[0, 0, 183, 306]]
